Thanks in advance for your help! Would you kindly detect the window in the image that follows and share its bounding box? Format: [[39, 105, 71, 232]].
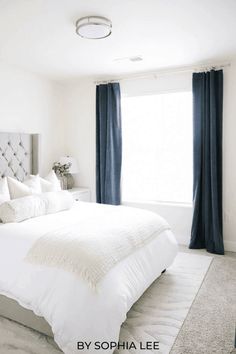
[[121, 91, 193, 204]]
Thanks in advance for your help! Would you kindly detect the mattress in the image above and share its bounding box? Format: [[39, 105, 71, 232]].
[[0, 202, 178, 353]]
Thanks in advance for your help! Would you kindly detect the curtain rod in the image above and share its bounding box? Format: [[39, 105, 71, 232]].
[[94, 62, 230, 85]]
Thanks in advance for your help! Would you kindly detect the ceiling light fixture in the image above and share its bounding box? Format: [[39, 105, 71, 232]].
[[113, 56, 143, 63], [129, 56, 143, 62], [75, 16, 112, 39]]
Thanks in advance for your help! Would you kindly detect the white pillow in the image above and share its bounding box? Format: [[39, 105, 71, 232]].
[[41, 191, 73, 214], [40, 170, 61, 192], [7, 175, 42, 199], [0, 194, 46, 223], [0, 191, 73, 223], [39, 178, 55, 192], [29, 174, 54, 193], [7, 177, 32, 199], [24, 175, 42, 194], [0, 177, 10, 205]]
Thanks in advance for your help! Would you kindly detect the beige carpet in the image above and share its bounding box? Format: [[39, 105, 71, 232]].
[[0, 252, 213, 354], [171, 248, 236, 354]]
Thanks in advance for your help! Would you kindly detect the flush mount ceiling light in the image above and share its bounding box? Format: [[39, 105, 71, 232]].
[[113, 56, 143, 63], [129, 56, 143, 62], [75, 16, 112, 39]]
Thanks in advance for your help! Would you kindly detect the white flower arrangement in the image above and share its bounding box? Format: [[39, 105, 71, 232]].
[[52, 161, 71, 177]]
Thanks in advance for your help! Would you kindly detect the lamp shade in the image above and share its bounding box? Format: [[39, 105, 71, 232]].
[[59, 156, 78, 174]]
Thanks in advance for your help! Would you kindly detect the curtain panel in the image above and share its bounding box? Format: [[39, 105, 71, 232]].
[[96, 83, 122, 205], [190, 70, 224, 254]]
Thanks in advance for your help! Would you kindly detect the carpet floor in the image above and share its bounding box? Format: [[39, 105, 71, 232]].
[[171, 247, 236, 354], [0, 248, 235, 354]]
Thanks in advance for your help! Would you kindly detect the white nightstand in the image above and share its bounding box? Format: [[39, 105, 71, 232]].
[[68, 187, 91, 202]]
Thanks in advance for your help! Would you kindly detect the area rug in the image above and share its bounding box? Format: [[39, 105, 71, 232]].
[[0, 252, 212, 354]]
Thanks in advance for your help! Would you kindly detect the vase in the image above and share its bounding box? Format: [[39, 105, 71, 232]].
[[59, 175, 68, 190], [65, 173, 74, 189]]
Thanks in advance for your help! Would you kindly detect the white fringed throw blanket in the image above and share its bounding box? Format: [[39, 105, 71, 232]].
[[25, 205, 170, 288]]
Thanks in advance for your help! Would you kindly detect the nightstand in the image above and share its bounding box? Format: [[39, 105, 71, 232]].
[[68, 187, 91, 202]]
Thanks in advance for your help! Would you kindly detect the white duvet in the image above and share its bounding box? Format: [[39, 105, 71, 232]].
[[0, 202, 178, 354]]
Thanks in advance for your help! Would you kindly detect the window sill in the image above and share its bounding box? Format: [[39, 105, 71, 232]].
[[122, 199, 193, 208]]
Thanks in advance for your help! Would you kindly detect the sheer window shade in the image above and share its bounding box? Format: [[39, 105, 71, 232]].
[[122, 92, 193, 204]]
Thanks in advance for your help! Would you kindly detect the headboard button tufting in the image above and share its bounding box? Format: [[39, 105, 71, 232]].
[[0, 132, 38, 182]]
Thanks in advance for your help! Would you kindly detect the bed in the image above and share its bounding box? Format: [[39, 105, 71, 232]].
[[0, 132, 178, 354]]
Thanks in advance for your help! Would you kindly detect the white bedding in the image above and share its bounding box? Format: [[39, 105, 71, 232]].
[[26, 206, 171, 288], [0, 202, 178, 354]]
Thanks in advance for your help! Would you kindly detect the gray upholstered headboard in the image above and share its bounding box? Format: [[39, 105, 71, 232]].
[[0, 132, 40, 182]]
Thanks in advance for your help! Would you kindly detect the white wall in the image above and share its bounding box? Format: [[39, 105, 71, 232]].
[[60, 65, 236, 252], [223, 61, 236, 252], [121, 71, 192, 96], [62, 79, 96, 201], [0, 61, 65, 175]]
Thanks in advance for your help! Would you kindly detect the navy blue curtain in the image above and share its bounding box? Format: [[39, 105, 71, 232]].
[[96, 83, 122, 205], [189, 70, 224, 255]]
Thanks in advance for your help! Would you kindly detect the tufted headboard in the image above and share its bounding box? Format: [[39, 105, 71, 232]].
[[0, 133, 40, 182]]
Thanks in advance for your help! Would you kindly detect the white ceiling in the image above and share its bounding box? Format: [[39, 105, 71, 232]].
[[0, 0, 236, 81]]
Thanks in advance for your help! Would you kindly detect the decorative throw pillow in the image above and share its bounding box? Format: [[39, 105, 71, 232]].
[[29, 174, 54, 193], [39, 178, 55, 192], [7, 172, 61, 199], [24, 175, 42, 194], [41, 191, 73, 214], [7, 177, 32, 199], [0, 191, 73, 223], [7, 176, 41, 199], [40, 170, 62, 192], [0, 194, 46, 223], [0, 177, 10, 205]]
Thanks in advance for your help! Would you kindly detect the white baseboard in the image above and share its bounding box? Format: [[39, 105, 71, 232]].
[[175, 234, 189, 246], [224, 240, 236, 253], [177, 237, 236, 253]]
